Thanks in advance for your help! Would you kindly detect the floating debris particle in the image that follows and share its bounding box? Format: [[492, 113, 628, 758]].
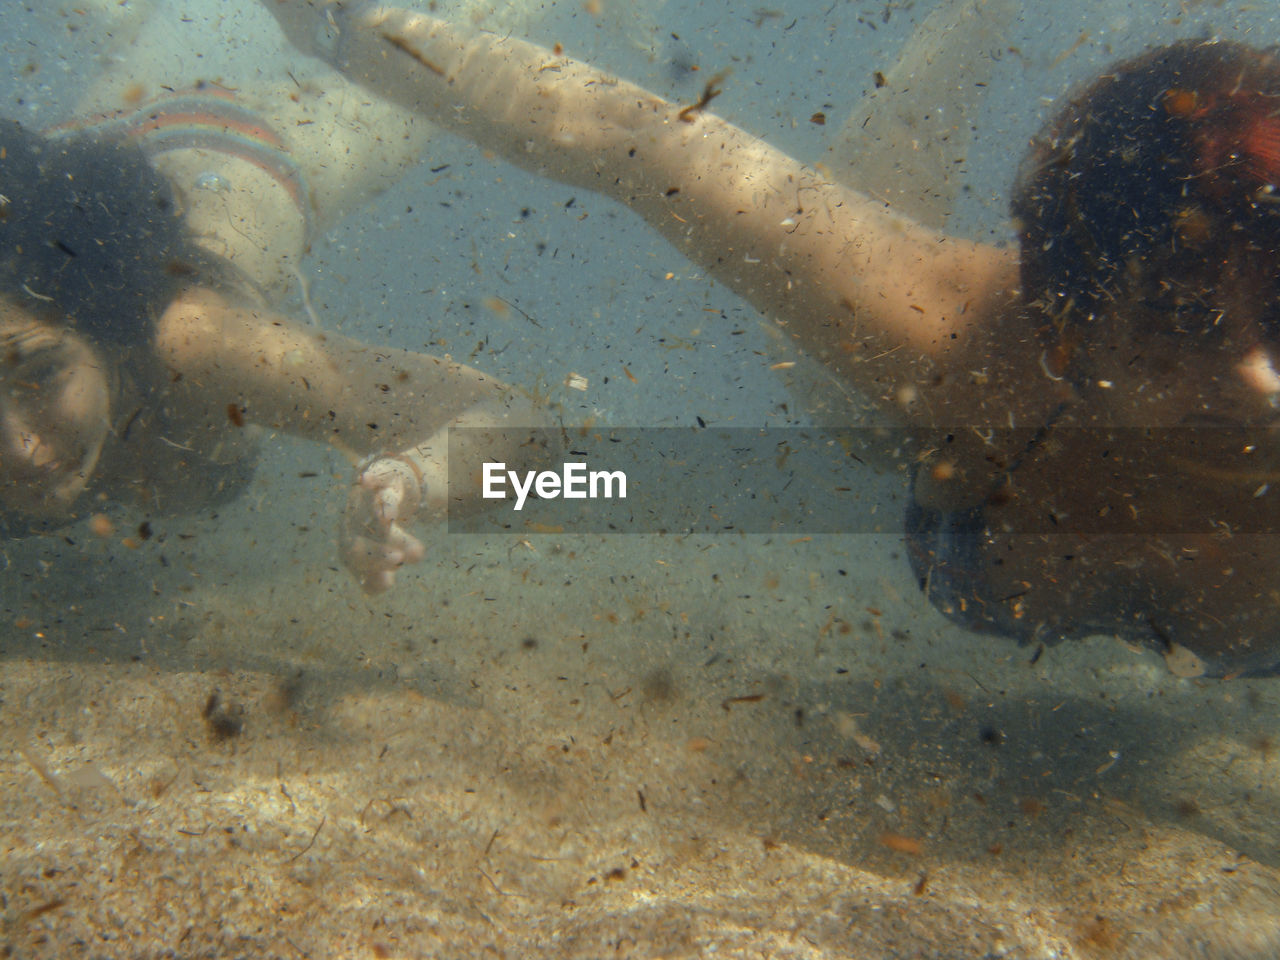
[[203, 689, 244, 742], [878, 832, 924, 855]]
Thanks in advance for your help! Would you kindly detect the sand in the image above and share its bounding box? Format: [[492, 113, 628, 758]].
[[2, 477, 1278, 957]]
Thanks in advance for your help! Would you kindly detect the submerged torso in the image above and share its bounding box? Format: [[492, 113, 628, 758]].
[[906, 410, 1280, 677]]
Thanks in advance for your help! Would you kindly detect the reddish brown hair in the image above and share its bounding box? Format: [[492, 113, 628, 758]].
[[1013, 40, 1280, 356]]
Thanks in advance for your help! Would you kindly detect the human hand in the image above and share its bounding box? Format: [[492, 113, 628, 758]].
[[260, 0, 347, 61], [339, 455, 425, 594]]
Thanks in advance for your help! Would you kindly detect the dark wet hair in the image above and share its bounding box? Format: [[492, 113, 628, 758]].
[[0, 119, 223, 345], [1013, 40, 1280, 354]]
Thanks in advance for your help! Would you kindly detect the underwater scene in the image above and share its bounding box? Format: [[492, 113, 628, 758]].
[[2, 0, 1280, 956]]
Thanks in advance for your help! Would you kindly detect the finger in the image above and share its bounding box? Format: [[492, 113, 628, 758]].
[[361, 568, 396, 595], [359, 460, 420, 522], [387, 523, 425, 563], [375, 484, 407, 523], [359, 459, 398, 487], [341, 533, 402, 573], [345, 531, 423, 594]]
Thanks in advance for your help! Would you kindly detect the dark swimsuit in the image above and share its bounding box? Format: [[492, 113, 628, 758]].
[[903, 427, 1280, 679]]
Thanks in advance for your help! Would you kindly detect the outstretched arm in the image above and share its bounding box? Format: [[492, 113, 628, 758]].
[[264, 1, 1034, 426], [154, 286, 546, 591]]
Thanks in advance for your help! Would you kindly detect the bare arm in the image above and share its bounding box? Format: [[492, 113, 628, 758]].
[[266, 1, 1034, 426], [153, 286, 548, 591], [154, 288, 527, 461]]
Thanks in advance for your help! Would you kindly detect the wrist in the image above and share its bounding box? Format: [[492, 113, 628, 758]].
[[283, 0, 367, 67], [314, 2, 351, 66], [393, 440, 447, 514], [386, 451, 424, 487], [355, 451, 425, 522]]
